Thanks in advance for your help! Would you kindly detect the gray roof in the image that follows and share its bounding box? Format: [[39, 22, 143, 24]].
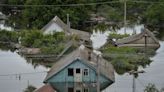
[[70, 28, 91, 41], [41, 16, 70, 34], [116, 29, 160, 45], [44, 46, 115, 83]]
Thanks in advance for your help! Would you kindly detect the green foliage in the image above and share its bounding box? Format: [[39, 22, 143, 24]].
[[24, 85, 36, 92], [97, 5, 123, 22], [20, 30, 67, 54], [144, 1, 164, 28], [4, 0, 95, 30], [20, 30, 43, 47], [109, 33, 129, 40], [102, 46, 152, 74], [0, 30, 18, 43], [144, 83, 160, 92]]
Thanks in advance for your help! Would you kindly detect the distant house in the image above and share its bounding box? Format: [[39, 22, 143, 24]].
[[41, 16, 91, 43], [41, 16, 69, 34], [116, 29, 160, 49], [44, 46, 114, 85]]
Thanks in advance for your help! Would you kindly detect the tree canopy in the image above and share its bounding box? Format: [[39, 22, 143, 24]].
[[2, 0, 164, 32]]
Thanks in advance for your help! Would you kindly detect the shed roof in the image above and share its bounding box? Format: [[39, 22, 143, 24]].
[[116, 29, 160, 45], [70, 28, 91, 41], [44, 46, 115, 83]]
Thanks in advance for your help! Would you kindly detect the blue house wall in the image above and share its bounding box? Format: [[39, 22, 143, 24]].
[[47, 59, 110, 83]]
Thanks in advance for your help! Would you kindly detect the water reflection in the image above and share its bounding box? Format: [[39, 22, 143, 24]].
[[0, 49, 48, 92], [36, 82, 111, 92]]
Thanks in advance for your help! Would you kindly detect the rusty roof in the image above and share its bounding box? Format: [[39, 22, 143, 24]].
[[44, 46, 115, 83]]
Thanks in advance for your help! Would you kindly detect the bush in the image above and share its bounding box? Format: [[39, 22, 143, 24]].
[[109, 33, 129, 40], [0, 30, 18, 43]]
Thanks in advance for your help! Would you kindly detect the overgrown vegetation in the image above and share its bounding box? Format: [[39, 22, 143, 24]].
[[2, 0, 163, 32], [0, 30, 18, 43], [109, 33, 130, 40], [24, 85, 36, 92], [144, 83, 164, 92], [20, 30, 69, 54], [101, 46, 154, 74], [0, 30, 73, 54]]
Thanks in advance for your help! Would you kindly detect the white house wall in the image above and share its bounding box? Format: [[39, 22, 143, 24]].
[[44, 23, 64, 34]]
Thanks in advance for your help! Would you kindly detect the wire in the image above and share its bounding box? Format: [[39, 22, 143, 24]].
[[0, 1, 120, 7], [0, 1, 163, 7], [130, 1, 164, 4], [0, 71, 48, 77]]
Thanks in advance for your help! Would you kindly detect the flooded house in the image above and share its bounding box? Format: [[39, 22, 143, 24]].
[[41, 16, 91, 45], [43, 45, 114, 85], [116, 29, 160, 49]]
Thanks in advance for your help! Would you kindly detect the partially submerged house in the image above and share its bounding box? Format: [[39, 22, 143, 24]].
[[41, 16, 91, 44], [44, 46, 114, 85], [116, 29, 160, 49]]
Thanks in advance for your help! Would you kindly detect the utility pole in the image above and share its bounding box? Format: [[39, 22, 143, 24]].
[[129, 70, 145, 92], [144, 33, 148, 56], [124, 0, 127, 34], [96, 54, 100, 92], [67, 14, 70, 33], [132, 74, 136, 92]]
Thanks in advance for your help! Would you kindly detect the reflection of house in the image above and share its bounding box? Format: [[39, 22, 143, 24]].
[[44, 46, 114, 84], [34, 84, 56, 92], [41, 16, 91, 43], [35, 82, 110, 92], [116, 29, 160, 49]]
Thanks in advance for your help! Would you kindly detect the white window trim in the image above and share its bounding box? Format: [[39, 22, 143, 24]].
[[83, 68, 89, 76]]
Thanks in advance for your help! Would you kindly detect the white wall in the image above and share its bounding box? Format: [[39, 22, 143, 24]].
[[44, 23, 64, 34]]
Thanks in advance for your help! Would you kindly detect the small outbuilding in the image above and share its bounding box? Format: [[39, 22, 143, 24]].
[[44, 46, 114, 85], [116, 29, 160, 49], [41, 16, 91, 43]]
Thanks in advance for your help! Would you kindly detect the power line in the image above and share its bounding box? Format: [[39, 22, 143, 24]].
[[0, 71, 48, 77], [0, 1, 163, 7], [0, 1, 120, 7]]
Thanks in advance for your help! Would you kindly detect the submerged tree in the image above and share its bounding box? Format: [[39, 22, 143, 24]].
[[24, 85, 36, 92]]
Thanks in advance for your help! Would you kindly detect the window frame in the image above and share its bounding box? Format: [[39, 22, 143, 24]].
[[83, 68, 89, 76], [68, 68, 74, 76]]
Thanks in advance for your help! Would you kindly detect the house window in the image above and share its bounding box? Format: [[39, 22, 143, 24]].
[[76, 90, 81, 92], [83, 69, 89, 76], [76, 68, 81, 74], [68, 87, 73, 92], [88, 51, 91, 61], [68, 68, 74, 76], [84, 88, 89, 92]]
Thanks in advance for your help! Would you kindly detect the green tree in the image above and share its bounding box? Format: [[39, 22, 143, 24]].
[[24, 85, 36, 92], [143, 0, 164, 30]]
